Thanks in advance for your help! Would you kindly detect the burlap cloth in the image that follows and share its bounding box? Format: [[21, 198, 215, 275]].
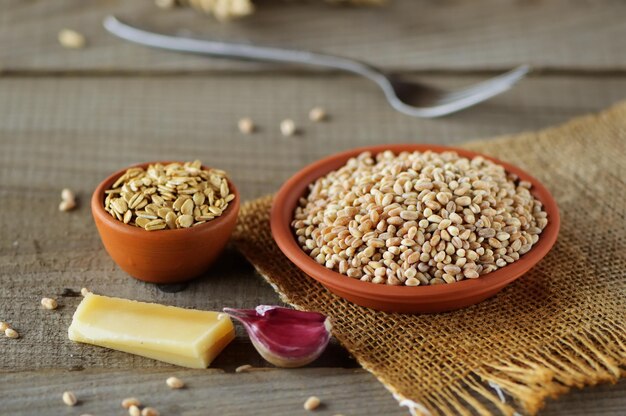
[[232, 103, 626, 415]]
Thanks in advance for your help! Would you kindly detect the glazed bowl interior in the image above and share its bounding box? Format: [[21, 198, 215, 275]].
[[270, 144, 560, 313], [91, 161, 240, 284]]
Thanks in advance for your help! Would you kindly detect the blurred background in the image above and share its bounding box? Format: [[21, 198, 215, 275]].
[[2, 0, 625, 199]]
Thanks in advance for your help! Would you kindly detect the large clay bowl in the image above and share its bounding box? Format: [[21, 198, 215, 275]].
[[270, 144, 560, 314], [92, 162, 240, 284]]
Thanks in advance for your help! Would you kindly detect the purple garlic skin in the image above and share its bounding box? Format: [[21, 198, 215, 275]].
[[223, 306, 332, 368]]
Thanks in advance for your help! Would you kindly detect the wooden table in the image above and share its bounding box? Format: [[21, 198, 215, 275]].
[[1, 1, 625, 414]]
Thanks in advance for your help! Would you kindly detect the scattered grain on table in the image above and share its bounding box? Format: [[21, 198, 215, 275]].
[[61, 188, 75, 202], [122, 397, 141, 409], [41, 297, 58, 310], [141, 407, 160, 416], [238, 117, 255, 134], [280, 119, 297, 136], [166, 376, 185, 389], [59, 199, 77, 212], [304, 396, 321, 411], [58, 29, 86, 49], [309, 107, 327, 122], [59, 187, 77, 211], [235, 364, 253, 373], [62, 391, 77, 406], [5, 328, 19, 339]]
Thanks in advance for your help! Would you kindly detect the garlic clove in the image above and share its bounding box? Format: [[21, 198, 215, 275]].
[[223, 305, 332, 368]]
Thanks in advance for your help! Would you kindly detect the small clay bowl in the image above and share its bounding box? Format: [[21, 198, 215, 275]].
[[91, 162, 240, 284], [270, 144, 560, 314]]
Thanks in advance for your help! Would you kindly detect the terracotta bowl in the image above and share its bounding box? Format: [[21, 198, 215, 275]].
[[270, 144, 560, 314], [91, 162, 240, 284]]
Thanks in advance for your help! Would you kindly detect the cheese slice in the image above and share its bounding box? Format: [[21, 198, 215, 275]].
[[68, 293, 235, 369]]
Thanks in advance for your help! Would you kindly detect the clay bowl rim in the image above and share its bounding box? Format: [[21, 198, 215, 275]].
[[91, 161, 240, 240], [270, 144, 560, 302]]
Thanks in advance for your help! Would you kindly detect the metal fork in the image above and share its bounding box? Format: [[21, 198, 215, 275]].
[[104, 15, 529, 118]]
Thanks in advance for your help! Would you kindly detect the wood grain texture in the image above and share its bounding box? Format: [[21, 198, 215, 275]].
[[2, 0, 626, 411], [0, 368, 408, 416], [0, 74, 625, 414], [2, 0, 626, 73], [0, 74, 624, 200], [0, 369, 624, 415]]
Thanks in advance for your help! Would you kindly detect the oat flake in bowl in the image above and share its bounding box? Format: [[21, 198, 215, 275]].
[[92, 161, 240, 283], [104, 160, 235, 231], [292, 150, 548, 286]]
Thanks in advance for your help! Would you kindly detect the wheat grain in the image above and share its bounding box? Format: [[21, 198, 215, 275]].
[[292, 150, 547, 285]]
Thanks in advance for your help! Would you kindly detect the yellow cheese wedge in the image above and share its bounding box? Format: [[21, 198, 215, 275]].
[[68, 293, 235, 369]]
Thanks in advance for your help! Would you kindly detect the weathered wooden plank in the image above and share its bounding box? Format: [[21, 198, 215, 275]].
[[1, 368, 625, 415], [0, 74, 625, 413], [2, 0, 626, 72], [0, 368, 408, 416], [1, 74, 624, 199]]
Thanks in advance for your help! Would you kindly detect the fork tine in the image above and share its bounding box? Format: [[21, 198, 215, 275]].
[[397, 78, 526, 118], [437, 65, 531, 104], [388, 65, 531, 117], [426, 76, 527, 116]]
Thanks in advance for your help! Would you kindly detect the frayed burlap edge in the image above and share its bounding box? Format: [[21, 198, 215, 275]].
[[233, 102, 626, 416]]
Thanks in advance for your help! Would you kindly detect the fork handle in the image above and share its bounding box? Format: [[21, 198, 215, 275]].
[[104, 16, 384, 81]]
